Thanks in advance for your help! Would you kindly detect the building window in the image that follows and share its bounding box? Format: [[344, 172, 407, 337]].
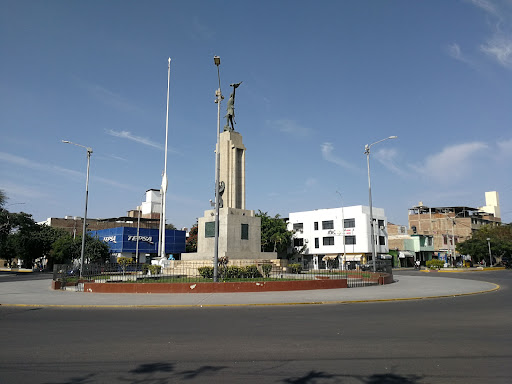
[[315, 238, 319, 248], [314, 222, 318, 230], [205, 222, 215, 238], [293, 238, 304, 247], [241, 224, 249, 240], [345, 235, 356, 245], [427, 237, 433, 246], [378, 220, 385, 228], [293, 223, 303, 232], [379, 236, 385, 245], [443, 235, 447, 245], [322, 220, 334, 230], [323, 236, 334, 246], [344, 218, 355, 228]]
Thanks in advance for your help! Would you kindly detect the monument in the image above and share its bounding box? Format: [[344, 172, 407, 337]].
[[183, 83, 277, 262]]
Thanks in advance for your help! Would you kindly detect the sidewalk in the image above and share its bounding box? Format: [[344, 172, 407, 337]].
[[0, 275, 499, 308]]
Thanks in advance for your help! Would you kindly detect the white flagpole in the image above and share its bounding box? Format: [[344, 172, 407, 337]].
[[160, 58, 171, 259]]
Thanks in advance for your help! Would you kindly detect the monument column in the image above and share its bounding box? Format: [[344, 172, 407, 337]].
[[218, 131, 246, 210]]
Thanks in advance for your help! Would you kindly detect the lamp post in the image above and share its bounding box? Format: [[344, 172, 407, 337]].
[[487, 238, 492, 267], [213, 55, 223, 282], [364, 136, 397, 272], [62, 140, 92, 278]]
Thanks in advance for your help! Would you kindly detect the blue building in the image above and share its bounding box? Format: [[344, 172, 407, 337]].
[[89, 227, 186, 263]]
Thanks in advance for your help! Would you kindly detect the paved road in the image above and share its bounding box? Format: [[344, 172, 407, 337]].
[[0, 270, 510, 383]]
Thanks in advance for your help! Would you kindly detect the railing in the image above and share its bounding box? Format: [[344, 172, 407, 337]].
[[53, 261, 387, 288]]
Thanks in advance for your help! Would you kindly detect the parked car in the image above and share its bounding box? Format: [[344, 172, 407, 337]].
[[360, 259, 392, 274]]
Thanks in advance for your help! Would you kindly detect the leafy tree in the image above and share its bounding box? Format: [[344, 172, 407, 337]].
[[186, 224, 198, 252], [165, 223, 177, 230], [51, 234, 81, 264], [256, 210, 293, 258], [84, 235, 110, 263], [457, 224, 512, 263]]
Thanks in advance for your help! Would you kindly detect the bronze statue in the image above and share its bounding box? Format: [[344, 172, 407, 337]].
[[224, 82, 242, 132]]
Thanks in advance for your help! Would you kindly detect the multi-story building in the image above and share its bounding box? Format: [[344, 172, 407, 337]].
[[388, 223, 434, 267], [288, 206, 389, 270], [39, 189, 165, 237], [407, 192, 501, 262]]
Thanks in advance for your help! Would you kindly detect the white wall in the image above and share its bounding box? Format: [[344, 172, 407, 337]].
[[288, 205, 389, 257]]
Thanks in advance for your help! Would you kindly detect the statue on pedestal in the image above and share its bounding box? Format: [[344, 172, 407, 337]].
[[224, 82, 242, 132]]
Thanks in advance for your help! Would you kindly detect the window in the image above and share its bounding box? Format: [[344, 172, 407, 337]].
[[322, 220, 334, 230], [344, 218, 355, 228], [314, 238, 319, 248], [293, 223, 303, 232], [427, 237, 433, 246], [314, 222, 318, 230], [345, 235, 356, 245], [241, 224, 249, 240], [323, 236, 334, 246], [293, 238, 304, 247], [378, 220, 385, 228], [205, 222, 215, 238], [443, 235, 447, 245], [379, 236, 385, 245]]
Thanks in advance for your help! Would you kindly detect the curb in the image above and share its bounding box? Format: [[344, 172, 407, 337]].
[[0, 283, 500, 309]]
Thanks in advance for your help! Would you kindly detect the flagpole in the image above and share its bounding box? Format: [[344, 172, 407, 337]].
[[160, 57, 171, 259]]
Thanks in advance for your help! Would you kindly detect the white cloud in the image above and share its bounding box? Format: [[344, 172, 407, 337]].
[[106, 129, 164, 150], [321, 142, 358, 171], [0, 151, 136, 191], [413, 142, 489, 184], [468, 0, 498, 16], [446, 43, 474, 66], [480, 35, 512, 68], [268, 119, 312, 137], [374, 148, 409, 177]]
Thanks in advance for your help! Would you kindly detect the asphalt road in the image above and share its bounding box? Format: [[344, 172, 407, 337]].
[[1, 270, 511, 384]]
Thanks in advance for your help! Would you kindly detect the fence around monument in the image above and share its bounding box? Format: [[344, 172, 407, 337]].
[[53, 261, 383, 288]]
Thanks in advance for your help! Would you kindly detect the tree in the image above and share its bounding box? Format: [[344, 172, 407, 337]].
[[256, 210, 293, 258], [457, 224, 512, 263], [51, 235, 81, 264], [186, 224, 198, 252], [84, 235, 110, 263], [165, 223, 177, 230]]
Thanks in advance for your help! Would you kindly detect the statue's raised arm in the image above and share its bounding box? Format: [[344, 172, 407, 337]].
[[224, 81, 242, 132]]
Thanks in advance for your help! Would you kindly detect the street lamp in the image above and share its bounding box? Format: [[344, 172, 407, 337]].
[[364, 135, 397, 272], [487, 238, 492, 267], [62, 140, 92, 278], [213, 55, 223, 282]]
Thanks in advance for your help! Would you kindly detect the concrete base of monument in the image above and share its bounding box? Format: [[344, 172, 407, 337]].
[[181, 252, 278, 261], [162, 258, 285, 277]]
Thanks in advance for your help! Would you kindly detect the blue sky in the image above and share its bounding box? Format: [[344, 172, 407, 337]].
[[1, 0, 512, 229]]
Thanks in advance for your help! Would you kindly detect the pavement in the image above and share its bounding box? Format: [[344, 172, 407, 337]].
[[0, 274, 500, 307]]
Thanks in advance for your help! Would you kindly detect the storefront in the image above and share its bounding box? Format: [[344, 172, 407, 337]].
[[89, 227, 186, 263]]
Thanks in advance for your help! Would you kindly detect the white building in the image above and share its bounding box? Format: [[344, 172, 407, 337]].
[[287, 206, 389, 270]]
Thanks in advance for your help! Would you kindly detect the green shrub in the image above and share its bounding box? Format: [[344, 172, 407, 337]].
[[147, 264, 162, 274], [243, 265, 261, 278], [289, 263, 303, 274], [426, 259, 445, 269], [142, 264, 149, 274], [261, 264, 273, 278], [198, 266, 214, 279], [225, 266, 242, 278]]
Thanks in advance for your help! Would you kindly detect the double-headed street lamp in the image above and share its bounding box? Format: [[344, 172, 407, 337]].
[[62, 140, 92, 278], [213, 55, 223, 282], [364, 136, 397, 272]]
